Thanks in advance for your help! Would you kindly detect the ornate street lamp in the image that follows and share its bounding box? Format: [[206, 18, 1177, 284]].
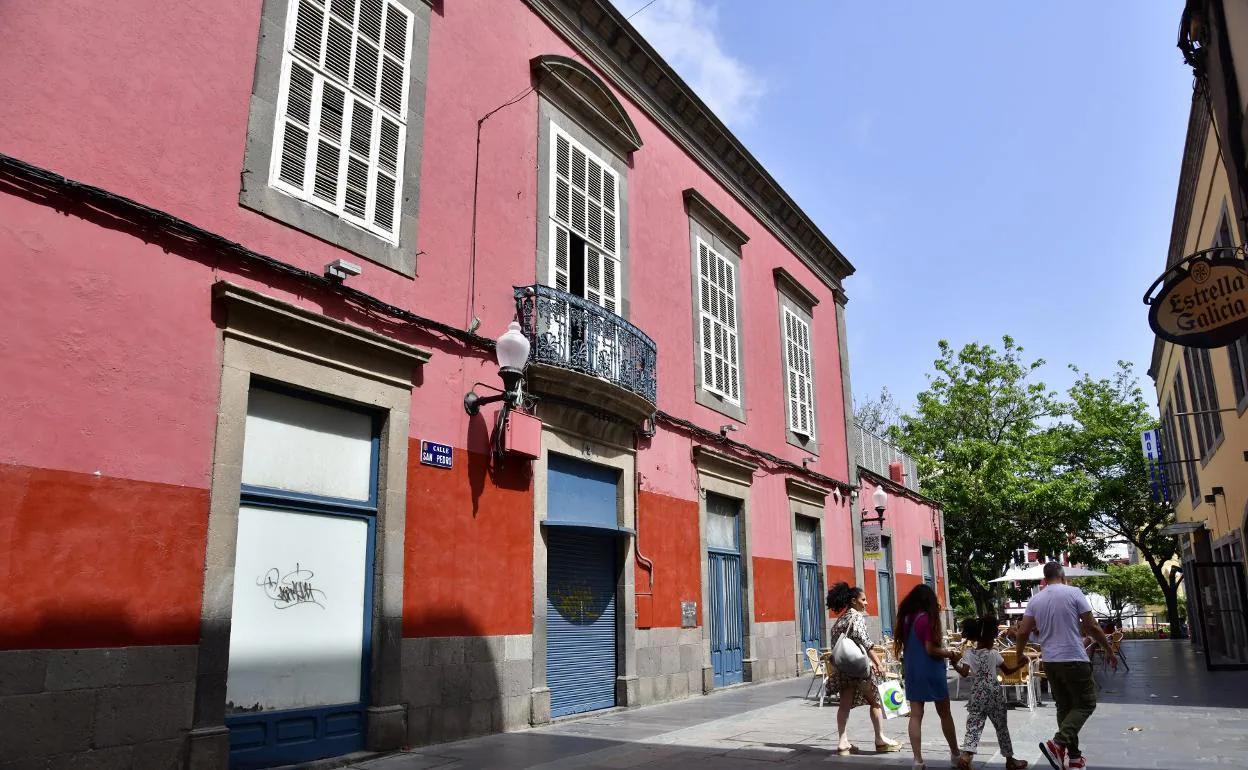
[[862, 485, 887, 526], [463, 321, 531, 415]]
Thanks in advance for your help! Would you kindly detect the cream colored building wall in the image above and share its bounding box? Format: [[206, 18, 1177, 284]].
[[1154, 115, 1248, 555], [1222, 0, 1248, 118]]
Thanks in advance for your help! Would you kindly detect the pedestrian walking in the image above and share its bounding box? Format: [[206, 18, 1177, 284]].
[[1012, 562, 1117, 770], [826, 581, 903, 755], [953, 615, 1029, 770], [894, 583, 961, 769]]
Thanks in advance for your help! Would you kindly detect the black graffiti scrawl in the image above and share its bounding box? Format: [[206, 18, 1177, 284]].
[[258, 563, 327, 609]]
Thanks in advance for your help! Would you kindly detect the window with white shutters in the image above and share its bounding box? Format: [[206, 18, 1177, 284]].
[[548, 127, 621, 314], [270, 0, 412, 242], [697, 238, 741, 404], [783, 307, 814, 438]]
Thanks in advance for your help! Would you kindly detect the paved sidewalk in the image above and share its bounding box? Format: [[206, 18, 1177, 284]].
[[346, 642, 1248, 769]]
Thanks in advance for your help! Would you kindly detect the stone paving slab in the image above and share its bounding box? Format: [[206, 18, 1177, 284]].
[[350, 642, 1248, 770]]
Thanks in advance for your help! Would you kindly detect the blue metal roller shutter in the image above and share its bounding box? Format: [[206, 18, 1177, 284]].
[[547, 530, 617, 717]]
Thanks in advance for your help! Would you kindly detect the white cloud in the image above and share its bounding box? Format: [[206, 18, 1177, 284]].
[[617, 0, 766, 126]]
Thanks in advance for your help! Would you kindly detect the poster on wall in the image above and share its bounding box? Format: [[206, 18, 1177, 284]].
[[225, 506, 369, 713], [862, 524, 883, 561]]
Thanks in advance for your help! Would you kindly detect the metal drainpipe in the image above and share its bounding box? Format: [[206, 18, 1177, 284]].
[[634, 470, 655, 596]]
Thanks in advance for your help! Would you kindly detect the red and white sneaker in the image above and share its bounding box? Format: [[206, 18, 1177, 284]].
[[1039, 740, 1067, 770], [1067, 757, 1086, 769]]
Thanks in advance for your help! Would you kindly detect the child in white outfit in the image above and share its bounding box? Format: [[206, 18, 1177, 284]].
[[953, 616, 1028, 770]]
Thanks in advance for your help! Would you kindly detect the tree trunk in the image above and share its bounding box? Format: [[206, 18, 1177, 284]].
[[1148, 559, 1184, 638], [958, 559, 992, 615]]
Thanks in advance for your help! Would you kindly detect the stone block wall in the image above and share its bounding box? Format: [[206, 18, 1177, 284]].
[[747, 620, 798, 683], [0, 646, 196, 769], [400, 634, 532, 746], [635, 626, 704, 704]]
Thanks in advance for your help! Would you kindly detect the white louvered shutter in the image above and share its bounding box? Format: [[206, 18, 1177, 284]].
[[272, 0, 412, 242], [783, 308, 814, 437], [548, 128, 621, 313], [698, 239, 741, 404]]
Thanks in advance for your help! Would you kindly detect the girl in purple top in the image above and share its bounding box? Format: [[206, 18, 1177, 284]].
[[894, 584, 962, 769]]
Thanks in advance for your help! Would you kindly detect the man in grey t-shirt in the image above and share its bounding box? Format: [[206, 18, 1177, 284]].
[[1013, 562, 1116, 770]]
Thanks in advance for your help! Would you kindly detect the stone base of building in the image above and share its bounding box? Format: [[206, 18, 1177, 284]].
[[400, 634, 534, 747], [750, 620, 799, 682], [635, 626, 705, 704], [0, 645, 196, 768]]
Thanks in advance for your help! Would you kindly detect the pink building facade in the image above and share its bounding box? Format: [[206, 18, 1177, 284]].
[[0, 1, 947, 767], [853, 426, 951, 640]]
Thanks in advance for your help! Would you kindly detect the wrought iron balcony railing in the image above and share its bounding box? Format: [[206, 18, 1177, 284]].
[[514, 284, 658, 406]]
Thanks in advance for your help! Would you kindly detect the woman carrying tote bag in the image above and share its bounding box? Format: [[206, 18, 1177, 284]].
[[827, 581, 903, 755]]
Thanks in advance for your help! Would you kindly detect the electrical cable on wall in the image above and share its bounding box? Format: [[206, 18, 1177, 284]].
[[0, 152, 494, 355], [3, 152, 860, 497], [467, 85, 536, 330]]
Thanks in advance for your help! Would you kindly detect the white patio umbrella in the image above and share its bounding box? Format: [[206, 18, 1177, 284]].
[[988, 563, 1107, 583]]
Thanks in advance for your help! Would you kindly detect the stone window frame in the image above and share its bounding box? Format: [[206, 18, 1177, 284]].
[[1182, 345, 1224, 466], [187, 282, 429, 765], [787, 478, 828, 673], [774, 267, 820, 454], [693, 445, 757, 690], [238, 0, 433, 278], [528, 404, 639, 723], [535, 97, 633, 319], [686, 189, 750, 423], [920, 540, 937, 588]]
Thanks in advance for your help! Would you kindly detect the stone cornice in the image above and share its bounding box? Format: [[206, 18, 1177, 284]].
[[531, 54, 643, 156], [214, 281, 431, 389], [772, 267, 820, 310], [526, 0, 854, 291], [1168, 90, 1211, 268], [693, 445, 758, 487], [785, 477, 829, 507], [683, 188, 749, 247]]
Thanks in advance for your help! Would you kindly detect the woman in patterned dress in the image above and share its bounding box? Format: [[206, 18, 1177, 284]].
[[827, 581, 903, 755]]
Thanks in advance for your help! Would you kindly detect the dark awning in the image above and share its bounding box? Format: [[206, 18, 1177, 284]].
[[541, 519, 635, 537], [1160, 521, 1207, 536]]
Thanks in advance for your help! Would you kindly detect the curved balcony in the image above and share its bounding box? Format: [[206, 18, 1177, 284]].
[[514, 285, 658, 425]]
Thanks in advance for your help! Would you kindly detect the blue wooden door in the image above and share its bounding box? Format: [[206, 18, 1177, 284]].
[[546, 531, 617, 716], [707, 493, 743, 687], [795, 516, 823, 655], [877, 536, 895, 640], [709, 551, 744, 686], [797, 562, 823, 653]]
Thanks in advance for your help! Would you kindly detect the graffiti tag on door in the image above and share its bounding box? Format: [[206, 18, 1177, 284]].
[[552, 579, 607, 624], [258, 563, 326, 609]]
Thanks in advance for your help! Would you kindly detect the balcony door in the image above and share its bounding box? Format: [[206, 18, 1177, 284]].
[[547, 127, 620, 312]]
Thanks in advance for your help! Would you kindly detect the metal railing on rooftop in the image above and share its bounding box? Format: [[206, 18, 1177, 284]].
[[855, 423, 919, 492]]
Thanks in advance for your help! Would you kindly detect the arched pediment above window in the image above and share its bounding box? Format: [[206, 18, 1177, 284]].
[[531, 55, 642, 157]]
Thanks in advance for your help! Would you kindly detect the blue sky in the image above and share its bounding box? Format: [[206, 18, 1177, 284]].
[[612, 0, 1194, 416]]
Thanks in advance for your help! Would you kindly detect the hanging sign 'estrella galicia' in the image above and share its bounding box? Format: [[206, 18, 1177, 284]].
[[1145, 248, 1248, 348]]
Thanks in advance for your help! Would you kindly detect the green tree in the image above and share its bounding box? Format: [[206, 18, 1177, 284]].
[[854, 386, 901, 434], [891, 336, 1091, 615], [1063, 361, 1184, 632], [1081, 564, 1165, 624]]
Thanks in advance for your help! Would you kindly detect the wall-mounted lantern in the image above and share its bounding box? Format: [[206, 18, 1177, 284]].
[[463, 321, 530, 415], [862, 485, 888, 527], [463, 321, 534, 467]]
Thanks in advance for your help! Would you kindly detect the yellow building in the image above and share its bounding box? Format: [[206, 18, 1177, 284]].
[[1148, 86, 1248, 668]]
